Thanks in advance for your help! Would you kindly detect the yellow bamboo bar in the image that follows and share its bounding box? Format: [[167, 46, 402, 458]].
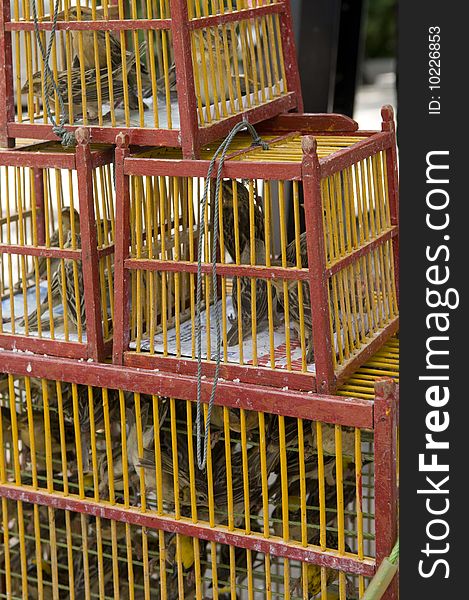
[[162, 29, 173, 129], [170, 397, 181, 518], [159, 177, 169, 355], [240, 409, 251, 535], [248, 181, 258, 364], [224, 407, 235, 531], [263, 181, 276, 368], [133, 392, 147, 511], [203, 402, 216, 527], [278, 181, 292, 370], [136, 177, 144, 351]]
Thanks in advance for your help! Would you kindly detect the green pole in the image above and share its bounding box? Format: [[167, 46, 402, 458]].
[[360, 539, 399, 600]]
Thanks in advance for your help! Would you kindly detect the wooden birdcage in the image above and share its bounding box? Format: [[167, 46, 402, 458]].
[[0, 128, 115, 361], [0, 0, 302, 157], [0, 348, 398, 599], [112, 108, 399, 394]]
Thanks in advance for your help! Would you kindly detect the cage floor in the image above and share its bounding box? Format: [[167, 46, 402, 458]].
[[1, 282, 84, 342], [131, 297, 372, 374], [17, 84, 285, 132], [132, 297, 315, 371]]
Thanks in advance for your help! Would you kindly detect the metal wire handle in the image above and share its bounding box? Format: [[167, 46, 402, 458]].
[[31, 0, 76, 147], [195, 119, 269, 470]]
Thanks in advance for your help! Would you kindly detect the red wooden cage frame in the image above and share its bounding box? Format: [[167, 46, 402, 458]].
[[112, 109, 399, 394], [0, 350, 398, 600], [0, 0, 303, 157], [0, 129, 114, 361]]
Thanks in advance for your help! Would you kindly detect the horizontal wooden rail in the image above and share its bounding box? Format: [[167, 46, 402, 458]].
[[0, 350, 374, 427], [196, 94, 298, 145], [320, 132, 393, 178], [124, 259, 310, 280], [188, 3, 285, 29], [0, 244, 82, 259], [326, 227, 399, 277], [0, 484, 376, 577], [0, 335, 88, 359], [7, 124, 181, 147], [6, 19, 172, 32], [0, 149, 76, 169], [124, 157, 302, 180], [257, 113, 360, 134]]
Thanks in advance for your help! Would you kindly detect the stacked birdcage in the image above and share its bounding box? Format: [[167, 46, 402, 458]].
[[0, 1, 399, 598], [0, 129, 115, 360], [112, 109, 399, 394], [0, 352, 398, 599], [0, 0, 302, 156]]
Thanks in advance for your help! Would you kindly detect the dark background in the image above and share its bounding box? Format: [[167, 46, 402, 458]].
[[292, 0, 396, 116], [398, 1, 464, 597]]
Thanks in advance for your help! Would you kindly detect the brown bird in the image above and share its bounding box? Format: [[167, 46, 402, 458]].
[[209, 404, 259, 435], [210, 441, 279, 526], [212, 179, 265, 263], [214, 543, 260, 598], [271, 272, 315, 363], [12, 408, 75, 471], [227, 238, 280, 347], [280, 230, 309, 268], [135, 417, 208, 512], [162, 533, 208, 600], [289, 529, 356, 599], [22, 43, 145, 120], [18, 232, 85, 332], [20, 207, 81, 288], [62, 6, 151, 106]]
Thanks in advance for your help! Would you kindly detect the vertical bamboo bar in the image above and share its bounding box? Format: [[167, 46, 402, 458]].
[[381, 105, 400, 304], [0, 0, 15, 147], [113, 132, 131, 365], [75, 128, 105, 360], [170, 0, 200, 158], [301, 136, 335, 393], [374, 378, 398, 600]]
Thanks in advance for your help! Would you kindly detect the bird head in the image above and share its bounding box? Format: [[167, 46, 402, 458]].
[[21, 71, 43, 96], [57, 5, 93, 21], [59, 207, 81, 233], [180, 483, 209, 510]]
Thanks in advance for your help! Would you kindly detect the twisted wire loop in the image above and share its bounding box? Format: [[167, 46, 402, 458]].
[[196, 119, 269, 470], [31, 0, 77, 147]]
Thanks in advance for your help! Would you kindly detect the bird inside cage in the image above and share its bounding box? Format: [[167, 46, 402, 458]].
[[23, 41, 149, 121], [14, 206, 80, 292], [289, 529, 357, 599], [15, 228, 113, 334], [270, 231, 369, 364], [58, 5, 179, 104], [210, 178, 273, 346], [17, 231, 85, 331], [57, 6, 149, 79], [135, 418, 210, 512], [227, 238, 281, 347], [160, 533, 208, 598], [213, 543, 262, 598], [192, 25, 241, 106]]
